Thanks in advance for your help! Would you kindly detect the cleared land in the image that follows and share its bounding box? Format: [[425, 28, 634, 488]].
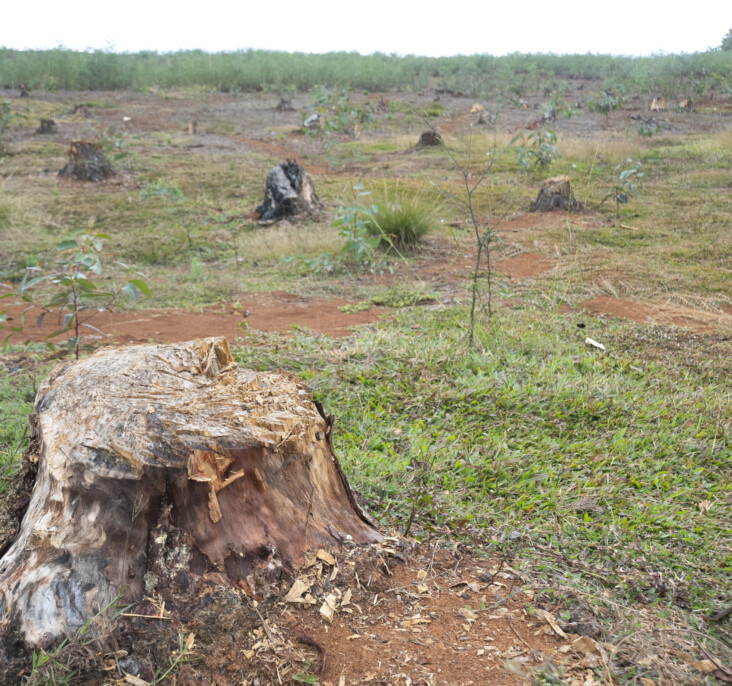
[[0, 53, 731, 685]]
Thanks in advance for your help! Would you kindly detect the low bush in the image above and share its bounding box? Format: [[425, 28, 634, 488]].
[[365, 189, 438, 248]]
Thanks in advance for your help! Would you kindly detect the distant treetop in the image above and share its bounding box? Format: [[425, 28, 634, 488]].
[[722, 29, 732, 51]]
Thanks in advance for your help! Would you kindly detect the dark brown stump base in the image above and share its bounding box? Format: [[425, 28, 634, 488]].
[[59, 141, 114, 182], [530, 175, 583, 212]]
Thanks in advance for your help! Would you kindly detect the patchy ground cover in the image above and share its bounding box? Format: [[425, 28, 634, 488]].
[[0, 68, 731, 685]]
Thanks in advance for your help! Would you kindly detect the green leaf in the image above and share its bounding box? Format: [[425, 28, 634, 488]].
[[121, 283, 138, 303], [292, 674, 319, 684], [127, 278, 152, 298], [56, 239, 79, 251]]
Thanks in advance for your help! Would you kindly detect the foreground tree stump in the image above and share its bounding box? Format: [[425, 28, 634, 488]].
[[256, 160, 321, 222], [58, 141, 114, 182], [529, 175, 583, 212], [0, 338, 379, 649]]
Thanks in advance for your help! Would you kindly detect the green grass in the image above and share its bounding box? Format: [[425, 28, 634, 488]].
[[232, 302, 730, 683], [234, 306, 730, 609], [2, 47, 731, 98], [0, 360, 38, 493], [368, 193, 439, 247]]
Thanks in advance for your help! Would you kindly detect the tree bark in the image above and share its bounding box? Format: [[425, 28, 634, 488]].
[[0, 337, 379, 649]]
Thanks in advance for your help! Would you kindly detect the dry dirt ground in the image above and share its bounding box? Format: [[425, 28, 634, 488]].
[[2, 512, 611, 686]]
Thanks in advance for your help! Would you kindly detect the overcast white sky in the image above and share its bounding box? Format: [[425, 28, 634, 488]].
[[1, 1, 729, 57]]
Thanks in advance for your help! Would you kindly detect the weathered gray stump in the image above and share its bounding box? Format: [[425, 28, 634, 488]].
[[58, 141, 114, 182], [0, 337, 379, 649], [256, 160, 320, 222], [530, 175, 583, 212]]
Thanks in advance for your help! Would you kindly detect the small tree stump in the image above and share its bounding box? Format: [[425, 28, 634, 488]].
[[255, 160, 321, 222], [58, 141, 114, 182], [0, 338, 379, 649], [276, 98, 295, 111], [36, 119, 57, 134], [416, 131, 442, 148], [529, 175, 582, 212]]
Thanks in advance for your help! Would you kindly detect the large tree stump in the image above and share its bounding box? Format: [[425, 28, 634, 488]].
[[529, 175, 583, 212], [58, 141, 114, 182], [0, 338, 379, 649], [255, 160, 320, 222]]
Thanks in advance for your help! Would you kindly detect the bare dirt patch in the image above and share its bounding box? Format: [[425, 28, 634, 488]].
[[494, 253, 556, 278], [27, 540, 601, 686], [2, 293, 390, 345], [576, 296, 732, 334]]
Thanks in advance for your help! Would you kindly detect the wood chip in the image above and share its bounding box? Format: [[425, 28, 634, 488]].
[[539, 609, 567, 638], [342, 588, 352, 607], [317, 549, 336, 565], [693, 659, 719, 674], [458, 607, 478, 621], [124, 676, 150, 686], [585, 337, 606, 351], [284, 578, 310, 603], [320, 593, 337, 623]]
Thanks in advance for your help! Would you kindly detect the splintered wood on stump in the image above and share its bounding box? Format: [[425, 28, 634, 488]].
[[256, 160, 320, 221], [0, 337, 379, 649], [529, 175, 582, 212], [58, 141, 114, 182]]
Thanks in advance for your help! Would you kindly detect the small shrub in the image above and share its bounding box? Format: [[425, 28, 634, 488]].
[[3, 227, 151, 358], [0, 101, 22, 155], [514, 129, 559, 173], [367, 202, 436, 247], [189, 256, 205, 281], [587, 89, 625, 117]]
